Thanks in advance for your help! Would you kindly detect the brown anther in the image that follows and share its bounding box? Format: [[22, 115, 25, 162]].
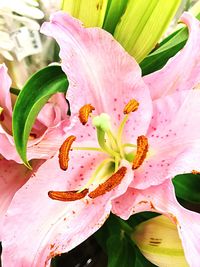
[[28, 133, 37, 140], [59, 135, 76, 171], [48, 189, 89, 201], [123, 99, 139, 114], [88, 166, 127, 199], [192, 170, 200, 175], [132, 135, 148, 170], [0, 111, 4, 121], [79, 104, 95, 125]]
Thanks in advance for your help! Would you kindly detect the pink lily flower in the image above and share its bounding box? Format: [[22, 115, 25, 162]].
[[0, 64, 69, 230], [1, 11, 200, 267]]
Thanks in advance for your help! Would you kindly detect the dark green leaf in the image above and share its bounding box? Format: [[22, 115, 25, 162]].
[[107, 234, 136, 267], [10, 87, 20, 96], [140, 27, 188, 75], [140, 13, 200, 75], [126, 212, 159, 229], [103, 0, 128, 34], [95, 214, 158, 267], [173, 173, 200, 204], [13, 65, 68, 168]]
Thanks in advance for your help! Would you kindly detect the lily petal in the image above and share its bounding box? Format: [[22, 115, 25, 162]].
[[0, 158, 42, 234], [36, 93, 69, 128], [112, 180, 200, 267], [0, 64, 12, 133], [0, 64, 12, 115], [41, 12, 152, 139], [132, 90, 200, 189], [1, 155, 132, 266], [144, 12, 200, 100], [147, 91, 187, 136]]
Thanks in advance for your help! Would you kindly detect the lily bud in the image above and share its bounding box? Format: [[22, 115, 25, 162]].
[[61, 0, 108, 27], [114, 0, 181, 62], [131, 215, 189, 267]]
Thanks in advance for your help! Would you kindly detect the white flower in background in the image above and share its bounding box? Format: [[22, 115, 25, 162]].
[[0, 0, 44, 19], [0, 0, 44, 61], [39, 0, 62, 17], [0, 0, 61, 87]]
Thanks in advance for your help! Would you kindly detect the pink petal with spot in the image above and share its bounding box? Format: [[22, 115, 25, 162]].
[[0, 118, 70, 163], [112, 180, 200, 267], [147, 91, 188, 136], [144, 12, 200, 100], [0, 158, 42, 235], [41, 12, 152, 139], [132, 90, 200, 189], [1, 155, 133, 266], [26, 119, 71, 162]]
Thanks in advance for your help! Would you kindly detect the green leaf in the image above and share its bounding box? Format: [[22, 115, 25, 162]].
[[173, 173, 200, 204], [140, 13, 200, 75], [13, 65, 68, 168], [102, 0, 128, 34], [95, 214, 157, 267]]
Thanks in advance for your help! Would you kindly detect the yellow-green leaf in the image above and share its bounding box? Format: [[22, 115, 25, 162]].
[[114, 0, 181, 62], [62, 0, 108, 27]]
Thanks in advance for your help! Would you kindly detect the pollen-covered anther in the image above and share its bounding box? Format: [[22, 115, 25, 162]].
[[192, 170, 200, 175], [79, 104, 95, 125], [123, 99, 139, 114], [88, 166, 127, 199], [59, 135, 76, 171], [48, 189, 89, 201], [132, 135, 148, 170]]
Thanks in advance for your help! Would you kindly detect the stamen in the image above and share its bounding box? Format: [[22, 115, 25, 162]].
[[132, 135, 148, 170], [78, 158, 115, 192], [192, 170, 200, 175], [59, 135, 76, 171], [96, 128, 119, 158], [123, 99, 139, 114], [88, 166, 127, 199], [48, 189, 89, 201], [117, 114, 129, 158], [0, 107, 4, 121], [79, 104, 95, 125], [72, 147, 104, 152]]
